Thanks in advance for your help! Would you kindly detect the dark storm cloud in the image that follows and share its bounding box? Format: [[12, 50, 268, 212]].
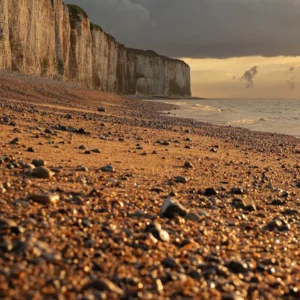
[[63, 0, 300, 58]]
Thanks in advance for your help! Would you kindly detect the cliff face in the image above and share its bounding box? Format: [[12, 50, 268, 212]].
[[0, 0, 191, 96]]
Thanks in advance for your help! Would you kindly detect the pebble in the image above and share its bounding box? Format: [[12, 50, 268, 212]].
[[145, 222, 170, 242], [270, 199, 285, 206], [91, 148, 100, 153], [32, 159, 46, 167], [231, 198, 246, 209], [204, 188, 218, 196], [162, 257, 178, 268], [184, 212, 201, 222], [184, 161, 193, 169], [160, 198, 187, 218], [97, 107, 106, 112], [100, 165, 114, 173], [227, 260, 249, 274], [231, 187, 244, 195], [32, 166, 53, 179], [266, 217, 290, 232], [81, 278, 123, 296], [174, 176, 187, 183], [0, 217, 17, 229], [9, 137, 19, 145], [28, 193, 59, 205]]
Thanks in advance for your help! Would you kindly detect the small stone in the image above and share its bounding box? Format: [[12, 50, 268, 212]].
[[91, 148, 100, 153], [184, 161, 193, 169], [77, 128, 90, 135], [204, 188, 218, 196], [84, 150, 91, 155], [66, 126, 78, 133], [9, 137, 19, 145], [160, 198, 187, 219], [231, 187, 244, 195], [23, 163, 35, 170], [162, 257, 178, 268], [32, 166, 53, 179], [32, 159, 46, 167], [227, 260, 249, 274], [231, 198, 246, 209], [175, 176, 187, 183], [28, 193, 59, 205], [160, 141, 169, 146], [76, 166, 89, 172], [81, 278, 123, 296], [100, 165, 114, 173], [270, 199, 285, 206], [45, 128, 53, 134], [154, 279, 164, 293], [244, 204, 256, 212], [150, 187, 164, 193], [266, 217, 290, 232], [145, 222, 170, 242], [282, 209, 299, 216], [184, 212, 201, 222], [97, 107, 106, 112], [27, 147, 35, 152], [0, 218, 17, 229]]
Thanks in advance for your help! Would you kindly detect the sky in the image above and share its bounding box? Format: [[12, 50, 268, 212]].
[[64, 0, 300, 98]]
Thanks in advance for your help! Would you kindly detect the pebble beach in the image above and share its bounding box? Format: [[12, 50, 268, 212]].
[[0, 72, 299, 299]]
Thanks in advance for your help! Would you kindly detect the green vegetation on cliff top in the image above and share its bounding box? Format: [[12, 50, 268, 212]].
[[67, 4, 88, 19], [90, 23, 103, 33]]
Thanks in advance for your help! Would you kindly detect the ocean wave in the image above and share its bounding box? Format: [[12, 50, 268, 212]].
[[192, 104, 221, 112], [226, 118, 266, 126]]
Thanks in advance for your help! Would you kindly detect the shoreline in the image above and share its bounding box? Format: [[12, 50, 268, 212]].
[[0, 74, 299, 299], [145, 98, 300, 139]]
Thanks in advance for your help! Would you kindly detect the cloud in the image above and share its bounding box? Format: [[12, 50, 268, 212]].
[[64, 0, 300, 58], [287, 66, 296, 89], [241, 66, 258, 88]]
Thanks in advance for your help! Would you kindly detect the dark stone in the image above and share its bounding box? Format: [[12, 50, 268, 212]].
[[270, 199, 285, 206], [174, 176, 187, 183], [32, 159, 46, 167], [204, 188, 218, 196], [9, 137, 19, 145], [227, 260, 249, 274], [231, 187, 244, 195], [231, 198, 246, 209], [162, 257, 178, 268], [160, 198, 187, 219], [184, 161, 193, 169]]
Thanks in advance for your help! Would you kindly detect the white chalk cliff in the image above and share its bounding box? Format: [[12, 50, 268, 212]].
[[0, 0, 191, 96]]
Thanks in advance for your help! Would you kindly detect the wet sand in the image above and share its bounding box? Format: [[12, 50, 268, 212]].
[[0, 72, 299, 299]]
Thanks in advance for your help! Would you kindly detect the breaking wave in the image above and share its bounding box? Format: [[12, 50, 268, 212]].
[[192, 104, 221, 112], [226, 118, 266, 126]]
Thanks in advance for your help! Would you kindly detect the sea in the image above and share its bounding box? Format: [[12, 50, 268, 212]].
[[154, 98, 300, 138]]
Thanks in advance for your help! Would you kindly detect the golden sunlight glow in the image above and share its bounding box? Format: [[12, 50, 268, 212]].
[[181, 56, 300, 99]]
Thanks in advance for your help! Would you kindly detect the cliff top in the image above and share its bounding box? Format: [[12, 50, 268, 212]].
[[66, 3, 188, 67]]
